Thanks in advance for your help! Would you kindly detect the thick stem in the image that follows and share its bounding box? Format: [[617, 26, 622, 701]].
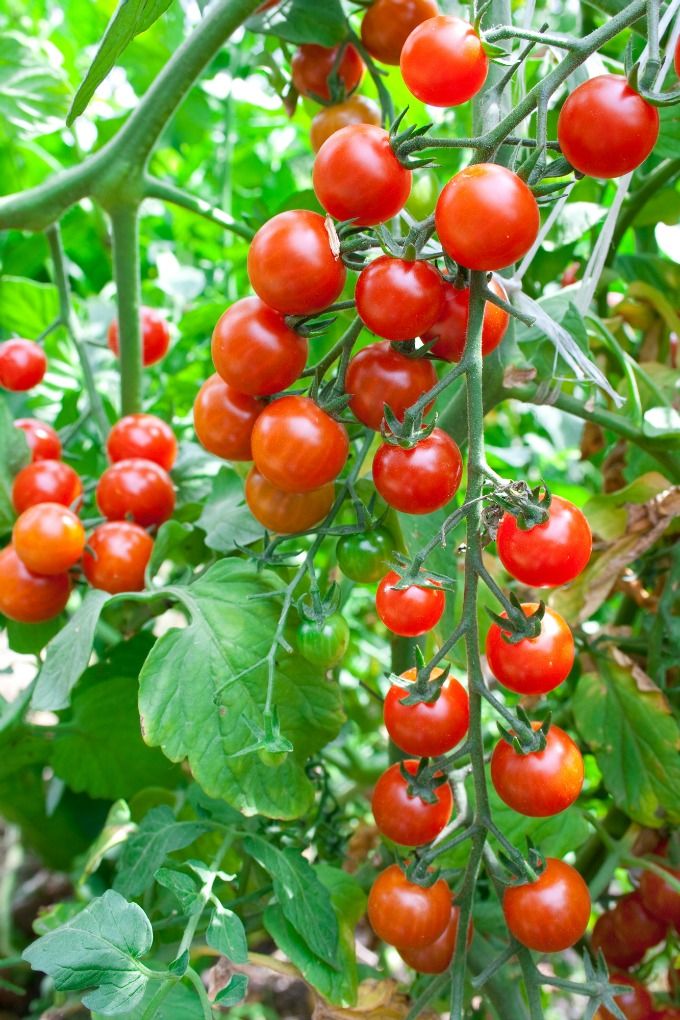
[[110, 205, 143, 415], [144, 176, 255, 241]]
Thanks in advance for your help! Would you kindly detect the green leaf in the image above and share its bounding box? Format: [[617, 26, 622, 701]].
[[206, 901, 248, 963], [154, 868, 200, 912], [583, 472, 671, 540], [147, 519, 200, 578], [105, 980, 204, 1020], [33, 900, 86, 936], [0, 33, 70, 139], [195, 466, 264, 553], [214, 973, 248, 1006], [486, 786, 590, 860], [32, 590, 111, 711], [80, 800, 136, 882], [0, 396, 29, 533], [248, 0, 347, 45], [114, 806, 210, 898], [545, 201, 607, 248], [0, 277, 59, 338]]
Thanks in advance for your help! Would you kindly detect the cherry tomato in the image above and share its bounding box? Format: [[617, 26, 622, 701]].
[[82, 521, 153, 594], [291, 43, 364, 102], [245, 466, 334, 533], [313, 124, 412, 227], [557, 75, 659, 179], [107, 413, 177, 471], [96, 458, 175, 527], [372, 760, 453, 846], [12, 460, 83, 514], [0, 339, 46, 391], [385, 667, 469, 757], [367, 864, 452, 948], [655, 1009, 680, 1020], [640, 845, 680, 927], [14, 419, 61, 462], [297, 613, 350, 669], [0, 545, 70, 623], [211, 296, 308, 396], [400, 15, 488, 106], [600, 975, 654, 1020], [248, 210, 346, 316], [485, 603, 574, 696], [406, 169, 439, 219], [592, 911, 647, 970], [398, 904, 472, 973], [373, 428, 463, 515], [612, 891, 667, 955], [496, 495, 592, 588], [361, 0, 439, 66], [193, 374, 264, 461], [310, 95, 381, 152], [345, 340, 436, 431], [490, 723, 584, 817], [13, 503, 85, 576], [251, 395, 349, 493], [376, 570, 445, 637], [423, 277, 509, 361], [336, 526, 394, 583], [355, 257, 444, 341], [107, 306, 170, 366], [435, 164, 540, 271], [503, 858, 591, 953]]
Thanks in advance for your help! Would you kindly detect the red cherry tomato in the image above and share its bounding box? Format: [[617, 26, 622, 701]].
[[367, 863, 452, 948], [0, 339, 46, 391], [557, 75, 659, 179], [12, 460, 83, 514], [435, 164, 540, 271], [251, 395, 348, 493], [612, 891, 667, 955], [600, 975, 654, 1020], [355, 257, 444, 341], [490, 723, 584, 817], [373, 428, 463, 515], [107, 306, 170, 366], [13, 503, 85, 576], [385, 667, 470, 757], [245, 467, 334, 534], [311, 95, 382, 152], [376, 570, 445, 637], [423, 277, 509, 361], [291, 43, 364, 101], [485, 603, 574, 696], [0, 545, 70, 623], [640, 845, 680, 927], [193, 374, 264, 461], [372, 760, 453, 846], [361, 0, 439, 66], [592, 911, 646, 970], [313, 124, 412, 227], [248, 210, 346, 316], [82, 521, 153, 594], [398, 904, 472, 973], [655, 1009, 680, 1020], [345, 340, 436, 431], [96, 458, 175, 527], [496, 495, 592, 587], [503, 858, 591, 953], [107, 413, 177, 471], [14, 419, 61, 462], [400, 15, 488, 106]]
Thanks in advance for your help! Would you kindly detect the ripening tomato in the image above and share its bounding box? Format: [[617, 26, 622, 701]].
[[373, 428, 463, 515], [336, 526, 394, 583], [398, 903, 471, 973], [376, 571, 445, 637], [13, 503, 85, 576], [640, 845, 680, 927], [496, 495, 592, 587], [0, 339, 46, 391], [345, 340, 436, 430], [251, 395, 349, 493], [291, 43, 364, 101], [96, 458, 175, 527], [490, 723, 584, 817], [297, 613, 350, 669], [193, 374, 264, 461], [14, 419, 61, 462], [12, 460, 83, 514], [248, 210, 346, 316], [557, 75, 659, 179], [368, 864, 452, 948], [600, 975, 654, 1020], [0, 545, 70, 623], [310, 95, 381, 152], [503, 858, 590, 953], [245, 467, 334, 534], [372, 760, 453, 846], [592, 911, 647, 970], [82, 521, 153, 594], [211, 297, 308, 396], [435, 164, 540, 271], [423, 277, 509, 362], [611, 892, 667, 955], [385, 667, 469, 757], [313, 124, 412, 226], [107, 306, 170, 366], [485, 603, 574, 695], [355, 257, 444, 341], [107, 413, 177, 471], [361, 0, 439, 65], [655, 1009, 680, 1020], [400, 15, 488, 106]]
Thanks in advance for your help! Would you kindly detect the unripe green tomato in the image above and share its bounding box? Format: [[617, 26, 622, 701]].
[[336, 526, 395, 583], [405, 170, 439, 220], [297, 613, 350, 669], [257, 748, 289, 768]]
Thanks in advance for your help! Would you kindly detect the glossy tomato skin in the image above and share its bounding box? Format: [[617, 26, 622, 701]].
[[345, 340, 436, 430], [82, 522, 153, 594], [496, 495, 592, 587], [96, 458, 175, 528], [336, 526, 394, 582], [108, 306, 170, 366], [297, 613, 350, 669], [423, 278, 509, 361], [655, 1009, 680, 1020], [211, 297, 308, 396], [0, 545, 70, 623], [612, 892, 667, 955], [490, 723, 584, 817], [107, 413, 178, 471], [248, 210, 346, 316], [313, 124, 412, 227], [0, 339, 47, 391], [14, 419, 61, 462], [639, 845, 680, 927], [372, 760, 453, 846], [13, 503, 85, 576], [592, 911, 646, 970], [193, 374, 264, 461], [368, 864, 452, 948], [398, 904, 471, 973], [435, 164, 540, 271], [291, 43, 364, 101], [503, 858, 591, 953], [486, 603, 574, 695], [400, 15, 488, 106], [361, 0, 439, 65], [245, 467, 334, 534], [373, 428, 463, 515], [310, 95, 381, 152], [385, 667, 469, 757], [355, 257, 444, 341], [251, 395, 349, 493], [557, 75, 659, 179], [12, 460, 83, 514], [376, 571, 445, 637], [600, 975, 654, 1020]]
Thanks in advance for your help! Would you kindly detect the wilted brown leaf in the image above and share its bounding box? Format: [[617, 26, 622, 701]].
[[580, 421, 605, 460], [312, 978, 439, 1020], [502, 365, 537, 388]]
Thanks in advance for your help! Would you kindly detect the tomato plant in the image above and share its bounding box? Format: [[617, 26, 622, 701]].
[[310, 95, 381, 152], [13, 503, 85, 576], [398, 904, 472, 973], [96, 459, 175, 527], [345, 339, 436, 430], [335, 525, 394, 582], [0, 545, 71, 623], [14, 418, 61, 462], [245, 466, 334, 533]]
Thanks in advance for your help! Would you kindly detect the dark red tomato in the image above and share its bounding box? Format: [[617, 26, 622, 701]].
[[14, 418, 61, 462], [313, 124, 412, 226], [82, 521, 153, 594], [247, 210, 346, 316], [485, 603, 574, 695], [503, 858, 591, 953], [0, 339, 46, 391], [13, 503, 85, 576], [251, 395, 349, 493], [291, 43, 364, 101], [490, 722, 584, 817], [423, 277, 509, 362], [12, 460, 83, 514], [373, 428, 463, 515], [398, 904, 472, 973], [311, 95, 381, 152], [385, 666, 470, 757], [107, 413, 177, 471], [400, 15, 488, 106], [435, 164, 540, 271], [96, 458, 175, 527], [557, 75, 659, 179], [372, 760, 453, 846], [355, 257, 444, 341], [245, 467, 334, 533], [600, 975, 654, 1020], [612, 892, 667, 954], [0, 545, 70, 623], [496, 495, 592, 587], [376, 570, 445, 637], [336, 526, 394, 582], [107, 306, 170, 366], [655, 1009, 680, 1020], [297, 613, 350, 669], [345, 340, 436, 430], [193, 374, 264, 461], [640, 845, 680, 927], [361, 0, 439, 66], [592, 911, 646, 970], [367, 864, 452, 948]]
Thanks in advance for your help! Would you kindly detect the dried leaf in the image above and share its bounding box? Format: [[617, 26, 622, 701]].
[[313, 978, 439, 1020], [503, 365, 537, 388]]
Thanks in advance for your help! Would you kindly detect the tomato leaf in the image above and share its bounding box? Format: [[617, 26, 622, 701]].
[[0, 277, 59, 338], [206, 902, 248, 964], [248, 0, 347, 46], [0, 396, 30, 534], [114, 805, 210, 898], [195, 466, 264, 553]]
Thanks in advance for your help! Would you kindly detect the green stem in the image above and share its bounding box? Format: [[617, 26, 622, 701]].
[[185, 966, 213, 1020], [139, 977, 176, 1020], [144, 176, 255, 240], [110, 204, 143, 415]]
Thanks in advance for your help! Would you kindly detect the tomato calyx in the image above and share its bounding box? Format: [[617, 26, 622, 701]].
[[231, 706, 293, 760], [380, 404, 437, 448], [488, 480, 551, 530], [297, 583, 341, 627], [404, 858, 445, 889], [390, 109, 437, 171], [487, 593, 545, 643], [390, 646, 450, 706], [497, 709, 552, 756], [399, 757, 451, 806]]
